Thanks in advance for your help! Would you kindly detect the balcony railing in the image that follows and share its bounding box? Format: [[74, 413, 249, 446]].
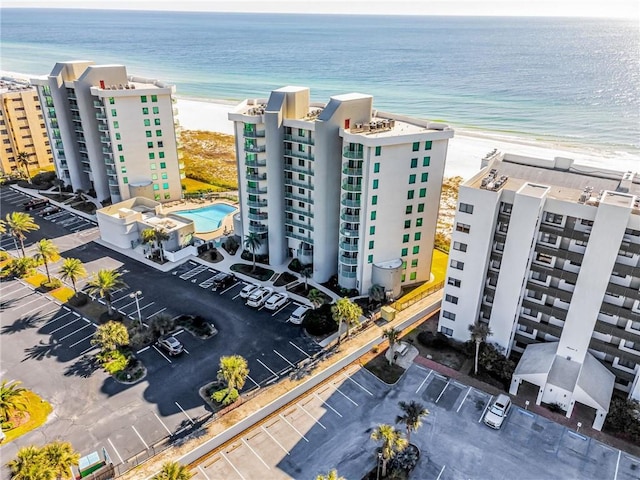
[[284, 191, 312, 204], [284, 149, 314, 161], [285, 179, 314, 191], [340, 226, 360, 237], [339, 242, 359, 252], [284, 163, 314, 176], [98, 124, 109, 132], [286, 231, 314, 244], [96, 112, 106, 120], [343, 148, 363, 159], [246, 173, 267, 181], [247, 199, 268, 208], [339, 269, 357, 278], [104, 156, 115, 165], [102, 147, 112, 154], [285, 205, 313, 218], [245, 145, 266, 153], [108, 178, 120, 187], [246, 186, 268, 195], [284, 133, 315, 146], [100, 136, 111, 144], [245, 159, 267, 167], [341, 197, 360, 208], [248, 223, 268, 234], [93, 100, 104, 108], [285, 218, 314, 231], [340, 212, 360, 222], [248, 212, 268, 221], [342, 166, 363, 176], [342, 182, 362, 192], [339, 255, 359, 265], [243, 129, 266, 138]]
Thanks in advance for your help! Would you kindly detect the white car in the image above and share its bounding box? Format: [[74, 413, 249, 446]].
[[246, 287, 273, 308], [264, 292, 288, 311], [483, 394, 512, 429], [239, 283, 259, 299], [288, 305, 310, 324]]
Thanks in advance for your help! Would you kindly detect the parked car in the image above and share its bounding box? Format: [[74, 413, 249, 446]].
[[41, 205, 62, 216], [264, 292, 288, 311], [288, 305, 310, 324], [246, 287, 273, 308], [483, 393, 512, 429], [23, 198, 49, 211], [239, 283, 259, 299], [211, 272, 236, 291], [157, 335, 184, 356]]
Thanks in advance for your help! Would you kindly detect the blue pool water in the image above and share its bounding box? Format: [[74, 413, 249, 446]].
[[175, 203, 237, 233]]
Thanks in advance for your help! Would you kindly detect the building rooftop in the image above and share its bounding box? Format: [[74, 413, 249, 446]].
[[0, 78, 35, 95]]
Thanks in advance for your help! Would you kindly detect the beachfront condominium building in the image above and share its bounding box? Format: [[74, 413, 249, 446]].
[[438, 152, 640, 429], [32, 61, 184, 204], [0, 77, 54, 176], [229, 87, 454, 296]]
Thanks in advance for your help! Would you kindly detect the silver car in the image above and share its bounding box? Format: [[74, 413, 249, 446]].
[[483, 394, 511, 429]]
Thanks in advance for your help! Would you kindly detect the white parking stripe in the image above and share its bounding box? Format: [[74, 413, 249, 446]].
[[152, 345, 172, 364], [242, 438, 270, 470], [271, 302, 290, 317], [146, 308, 167, 319], [49, 318, 81, 334], [175, 401, 194, 424], [198, 466, 211, 480], [220, 283, 238, 295], [327, 384, 358, 406], [273, 349, 295, 368], [247, 375, 260, 389], [137, 302, 155, 312], [107, 438, 124, 464], [261, 425, 290, 455], [68, 332, 95, 348], [343, 372, 374, 396], [131, 425, 149, 449], [436, 465, 446, 480], [0, 282, 27, 294], [314, 393, 343, 418], [479, 395, 494, 422], [43, 310, 77, 326], [59, 323, 91, 341], [256, 359, 278, 378], [298, 403, 326, 430], [221, 452, 246, 480], [416, 371, 432, 394], [457, 387, 472, 413], [111, 293, 132, 304], [153, 412, 173, 436], [435, 379, 451, 403], [279, 414, 309, 442], [289, 341, 311, 358]]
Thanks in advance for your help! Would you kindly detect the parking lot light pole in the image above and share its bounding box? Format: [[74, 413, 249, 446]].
[[376, 452, 382, 480], [130, 290, 143, 328]]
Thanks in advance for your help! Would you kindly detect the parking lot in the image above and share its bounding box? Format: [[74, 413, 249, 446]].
[[184, 365, 640, 480]]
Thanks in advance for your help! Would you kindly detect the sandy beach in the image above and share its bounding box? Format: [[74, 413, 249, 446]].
[[175, 96, 639, 180]]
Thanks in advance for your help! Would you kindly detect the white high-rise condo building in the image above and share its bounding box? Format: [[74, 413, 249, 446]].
[[32, 61, 184, 204], [439, 152, 640, 430], [229, 87, 453, 296]]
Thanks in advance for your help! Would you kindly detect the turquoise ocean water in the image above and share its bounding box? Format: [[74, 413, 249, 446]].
[[1, 9, 638, 159]]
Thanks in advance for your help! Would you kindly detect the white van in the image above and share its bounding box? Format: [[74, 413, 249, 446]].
[[483, 394, 512, 429], [288, 305, 310, 325]]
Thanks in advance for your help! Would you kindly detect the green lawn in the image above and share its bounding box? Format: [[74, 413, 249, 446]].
[[181, 177, 226, 194]]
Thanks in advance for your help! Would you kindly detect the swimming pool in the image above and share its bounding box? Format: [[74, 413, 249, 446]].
[[174, 203, 237, 233]]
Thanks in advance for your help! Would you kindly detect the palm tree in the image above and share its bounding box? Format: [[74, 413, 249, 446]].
[[0, 218, 6, 235], [0, 380, 28, 422], [5, 212, 40, 257], [17, 151, 32, 182], [5, 257, 38, 278], [91, 321, 129, 352], [315, 469, 345, 480], [7, 445, 55, 480], [217, 355, 249, 395], [140, 228, 156, 252], [150, 314, 174, 336], [300, 265, 312, 290], [42, 441, 80, 480], [153, 228, 170, 262], [243, 232, 262, 272], [331, 297, 363, 344], [307, 288, 324, 309], [395, 400, 429, 443], [152, 461, 192, 480], [382, 328, 401, 365], [33, 239, 60, 283], [85, 269, 127, 315], [468, 322, 493, 375], [59, 258, 86, 294], [370, 424, 407, 477]]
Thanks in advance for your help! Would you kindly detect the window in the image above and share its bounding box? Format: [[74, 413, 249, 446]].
[[459, 203, 474, 214], [418, 188, 426, 198], [545, 212, 563, 225], [401, 248, 408, 257], [421, 172, 429, 182], [146, 131, 152, 138], [407, 190, 414, 200], [160, 162, 166, 169], [370, 226, 375, 235], [450, 260, 464, 270], [150, 163, 157, 170], [442, 311, 456, 321], [409, 174, 416, 184], [151, 95, 158, 102], [448, 277, 461, 287], [156, 130, 162, 137], [141, 96, 148, 103], [117, 144, 123, 151], [403, 234, 410, 243], [155, 118, 161, 126], [373, 179, 379, 189], [162, 182, 169, 190], [414, 232, 421, 241], [158, 142, 164, 148], [368, 255, 373, 264], [153, 106, 159, 114], [402, 274, 406, 282], [412, 245, 420, 254], [423, 156, 430, 166], [412, 142, 419, 151], [122, 177, 128, 184], [111, 109, 117, 117], [445, 294, 458, 304], [115, 133, 121, 140], [369, 240, 374, 249], [404, 220, 411, 229], [161, 172, 168, 180], [142, 107, 149, 115], [417, 203, 424, 213], [425, 141, 432, 150], [535, 252, 553, 265], [410, 272, 417, 281], [147, 141, 154, 148], [154, 194, 161, 200], [144, 119, 151, 127], [371, 211, 376, 221], [109, 97, 115, 104], [151, 173, 158, 180], [121, 166, 127, 173], [402, 261, 407, 269], [372, 195, 378, 205], [153, 184, 159, 191], [113, 121, 119, 129], [149, 153, 155, 160], [416, 218, 423, 227], [375, 146, 381, 156], [119, 155, 125, 163], [164, 193, 171, 200], [411, 259, 418, 268], [410, 158, 418, 168], [456, 223, 470, 233], [374, 162, 380, 173], [441, 327, 453, 336], [453, 241, 467, 252]]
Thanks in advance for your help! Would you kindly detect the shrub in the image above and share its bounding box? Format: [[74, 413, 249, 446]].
[[222, 236, 239, 255], [31, 171, 56, 185], [417, 331, 450, 349], [389, 443, 420, 473], [212, 387, 239, 406], [40, 278, 62, 290], [302, 303, 338, 336], [3, 257, 38, 278], [604, 396, 640, 443], [478, 343, 515, 388], [240, 249, 269, 265], [1, 421, 14, 431], [547, 403, 565, 413], [97, 349, 130, 374], [129, 328, 156, 350], [288, 258, 302, 273], [67, 292, 88, 307], [0, 251, 8, 261]]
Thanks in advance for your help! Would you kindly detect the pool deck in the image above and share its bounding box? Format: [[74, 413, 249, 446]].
[[160, 198, 238, 241]]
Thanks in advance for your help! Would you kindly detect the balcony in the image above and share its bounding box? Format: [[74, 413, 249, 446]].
[[93, 100, 104, 108], [342, 182, 362, 192], [343, 148, 363, 159], [100, 136, 111, 144], [284, 149, 314, 161], [245, 145, 266, 153], [341, 196, 360, 208], [285, 205, 313, 218], [340, 226, 360, 237], [246, 186, 267, 195], [342, 165, 363, 176], [243, 129, 265, 138], [108, 178, 120, 187], [47, 110, 57, 119], [178, 162, 185, 170], [340, 242, 359, 252], [106, 167, 116, 175], [284, 133, 314, 146], [245, 159, 267, 167], [96, 112, 106, 120], [104, 156, 115, 166], [340, 212, 360, 223], [78, 146, 87, 154], [285, 179, 314, 191], [339, 269, 357, 279], [248, 223, 268, 234], [285, 218, 314, 231], [284, 163, 314, 176], [248, 212, 268, 221], [98, 124, 109, 132], [340, 255, 359, 265], [246, 173, 267, 181], [285, 191, 312, 204], [286, 231, 314, 244], [247, 199, 268, 208], [102, 147, 112, 154]]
